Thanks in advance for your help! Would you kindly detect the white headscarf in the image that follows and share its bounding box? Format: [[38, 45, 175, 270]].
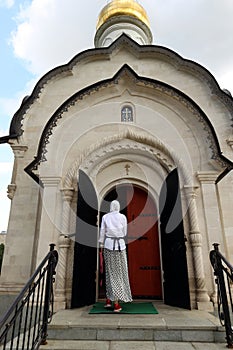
[[110, 200, 120, 212]]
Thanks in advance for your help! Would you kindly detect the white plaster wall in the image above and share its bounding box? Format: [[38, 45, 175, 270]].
[[0, 153, 40, 288], [217, 171, 233, 260], [20, 42, 233, 162], [0, 234, 6, 245], [95, 22, 151, 46], [37, 84, 218, 184]]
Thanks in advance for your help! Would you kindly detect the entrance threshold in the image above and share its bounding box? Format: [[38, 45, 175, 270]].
[[47, 301, 225, 344]]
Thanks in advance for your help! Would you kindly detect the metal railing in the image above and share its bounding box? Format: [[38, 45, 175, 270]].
[[210, 243, 233, 348], [0, 244, 58, 350]]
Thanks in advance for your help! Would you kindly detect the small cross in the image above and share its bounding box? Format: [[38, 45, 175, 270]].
[[122, 107, 133, 121], [125, 164, 130, 175]]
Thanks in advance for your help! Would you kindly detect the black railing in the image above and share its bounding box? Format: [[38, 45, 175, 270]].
[[0, 244, 58, 350], [210, 243, 233, 349]]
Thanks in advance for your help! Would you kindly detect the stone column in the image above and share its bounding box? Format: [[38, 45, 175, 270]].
[[54, 188, 74, 311], [196, 172, 224, 248], [6, 144, 28, 200], [0, 144, 30, 291], [36, 177, 61, 266], [54, 235, 70, 310], [60, 188, 75, 236], [197, 171, 224, 304], [184, 185, 211, 310]]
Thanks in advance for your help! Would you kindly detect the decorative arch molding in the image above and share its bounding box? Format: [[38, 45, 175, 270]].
[[98, 177, 158, 206], [62, 128, 192, 190], [24, 64, 233, 184], [59, 127, 211, 309]]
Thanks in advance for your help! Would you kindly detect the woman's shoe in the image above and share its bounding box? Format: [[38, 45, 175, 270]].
[[114, 303, 122, 312], [104, 299, 112, 308]]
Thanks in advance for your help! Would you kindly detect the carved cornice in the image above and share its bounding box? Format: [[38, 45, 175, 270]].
[[39, 176, 61, 187], [24, 64, 232, 185], [11, 145, 28, 158], [6, 34, 233, 143], [196, 171, 219, 184]]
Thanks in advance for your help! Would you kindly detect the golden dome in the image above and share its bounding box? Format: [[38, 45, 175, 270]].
[[96, 0, 150, 30]]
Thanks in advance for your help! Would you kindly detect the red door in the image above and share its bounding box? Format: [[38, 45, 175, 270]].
[[127, 187, 162, 299], [99, 185, 162, 300]]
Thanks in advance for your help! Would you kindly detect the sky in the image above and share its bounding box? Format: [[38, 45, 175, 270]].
[[0, 0, 233, 232]]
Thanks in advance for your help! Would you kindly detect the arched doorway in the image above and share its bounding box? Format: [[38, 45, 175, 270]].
[[71, 169, 190, 309], [99, 184, 162, 300]]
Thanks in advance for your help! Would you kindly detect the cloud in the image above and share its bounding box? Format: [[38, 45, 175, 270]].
[[0, 186, 11, 231], [219, 70, 233, 94], [9, 0, 233, 94], [10, 0, 103, 75], [1, 0, 233, 231], [149, 0, 233, 78], [0, 77, 38, 131], [0, 162, 13, 176], [0, 162, 12, 231], [0, 129, 9, 137], [0, 0, 14, 8], [0, 96, 22, 119]]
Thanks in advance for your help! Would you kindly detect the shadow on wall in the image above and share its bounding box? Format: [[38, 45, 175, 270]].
[[0, 243, 4, 274]]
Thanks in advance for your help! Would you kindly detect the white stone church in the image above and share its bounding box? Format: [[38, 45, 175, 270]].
[[1, 0, 233, 311]]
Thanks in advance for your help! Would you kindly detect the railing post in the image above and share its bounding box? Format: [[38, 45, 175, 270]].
[[0, 243, 58, 350], [210, 243, 233, 348], [41, 243, 57, 345]]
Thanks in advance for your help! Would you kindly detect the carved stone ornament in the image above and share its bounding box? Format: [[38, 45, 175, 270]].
[[7, 184, 17, 200], [9, 35, 233, 141], [62, 128, 192, 191], [226, 138, 233, 150], [25, 65, 232, 183]]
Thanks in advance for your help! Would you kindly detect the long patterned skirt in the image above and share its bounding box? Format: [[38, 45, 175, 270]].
[[103, 248, 133, 302]]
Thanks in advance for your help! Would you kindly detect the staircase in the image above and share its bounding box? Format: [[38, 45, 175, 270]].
[[40, 302, 227, 349]]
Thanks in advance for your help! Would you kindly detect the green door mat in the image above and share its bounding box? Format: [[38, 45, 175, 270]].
[[89, 302, 158, 314]]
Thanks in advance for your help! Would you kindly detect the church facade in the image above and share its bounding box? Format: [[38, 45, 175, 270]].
[[1, 0, 233, 311]]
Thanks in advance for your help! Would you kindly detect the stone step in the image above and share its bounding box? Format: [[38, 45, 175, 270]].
[[46, 302, 226, 344], [47, 328, 226, 344], [40, 340, 227, 350], [2, 303, 228, 350], [47, 324, 225, 343]]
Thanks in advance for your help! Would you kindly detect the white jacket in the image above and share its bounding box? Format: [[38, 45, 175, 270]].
[[99, 210, 127, 251]]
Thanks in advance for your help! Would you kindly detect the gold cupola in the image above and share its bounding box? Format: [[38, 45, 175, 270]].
[[94, 0, 153, 47], [96, 0, 150, 30]]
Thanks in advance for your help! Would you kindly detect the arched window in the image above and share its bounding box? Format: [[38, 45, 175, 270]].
[[121, 105, 133, 122]]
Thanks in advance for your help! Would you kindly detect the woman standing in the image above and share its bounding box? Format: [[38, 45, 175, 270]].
[[99, 200, 132, 312]]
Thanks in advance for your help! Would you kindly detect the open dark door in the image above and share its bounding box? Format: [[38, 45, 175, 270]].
[[71, 170, 98, 308], [159, 168, 190, 309]]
